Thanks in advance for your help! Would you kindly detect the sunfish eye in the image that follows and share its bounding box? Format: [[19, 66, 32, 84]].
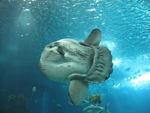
[[47, 44, 54, 48], [57, 46, 65, 56], [47, 42, 60, 48]]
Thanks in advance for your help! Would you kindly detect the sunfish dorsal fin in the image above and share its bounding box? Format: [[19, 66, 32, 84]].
[[84, 29, 101, 46], [69, 80, 88, 106]]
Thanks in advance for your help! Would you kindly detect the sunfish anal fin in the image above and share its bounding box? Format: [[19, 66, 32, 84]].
[[69, 80, 88, 106]]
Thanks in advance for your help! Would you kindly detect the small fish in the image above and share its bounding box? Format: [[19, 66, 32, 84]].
[[32, 86, 36, 95], [56, 104, 62, 107], [88, 94, 102, 106], [83, 103, 110, 113]]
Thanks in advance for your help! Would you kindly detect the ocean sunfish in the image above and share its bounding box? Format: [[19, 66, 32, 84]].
[[40, 29, 113, 105], [83, 103, 110, 113]]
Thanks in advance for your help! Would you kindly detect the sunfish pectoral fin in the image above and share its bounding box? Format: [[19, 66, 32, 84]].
[[68, 80, 88, 106], [84, 29, 101, 46]]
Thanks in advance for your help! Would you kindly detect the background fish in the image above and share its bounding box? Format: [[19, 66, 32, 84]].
[[83, 103, 110, 113]]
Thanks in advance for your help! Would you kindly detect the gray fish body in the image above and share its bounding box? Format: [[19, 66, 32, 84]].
[[83, 103, 110, 113], [40, 29, 113, 105], [83, 105, 104, 113], [40, 39, 93, 82]]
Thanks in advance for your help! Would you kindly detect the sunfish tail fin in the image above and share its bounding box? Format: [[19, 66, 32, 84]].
[[105, 102, 110, 113]]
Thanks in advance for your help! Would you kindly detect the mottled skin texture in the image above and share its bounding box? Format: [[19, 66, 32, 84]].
[[40, 39, 93, 82], [40, 29, 113, 105]]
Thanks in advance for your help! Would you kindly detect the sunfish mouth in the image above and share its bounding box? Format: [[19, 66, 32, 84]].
[[57, 46, 65, 56], [46, 43, 65, 56]]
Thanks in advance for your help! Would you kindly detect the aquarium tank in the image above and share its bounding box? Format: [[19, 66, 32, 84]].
[[0, 0, 150, 113]]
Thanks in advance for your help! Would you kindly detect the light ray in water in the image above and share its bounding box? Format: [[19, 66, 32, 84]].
[[131, 73, 150, 83], [130, 73, 150, 88]]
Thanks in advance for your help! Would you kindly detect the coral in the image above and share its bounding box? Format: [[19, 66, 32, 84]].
[[8, 94, 16, 101], [88, 94, 102, 105], [0, 93, 30, 113], [18, 94, 28, 103]]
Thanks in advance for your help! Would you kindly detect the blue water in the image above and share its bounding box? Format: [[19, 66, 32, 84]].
[[0, 0, 150, 113]]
